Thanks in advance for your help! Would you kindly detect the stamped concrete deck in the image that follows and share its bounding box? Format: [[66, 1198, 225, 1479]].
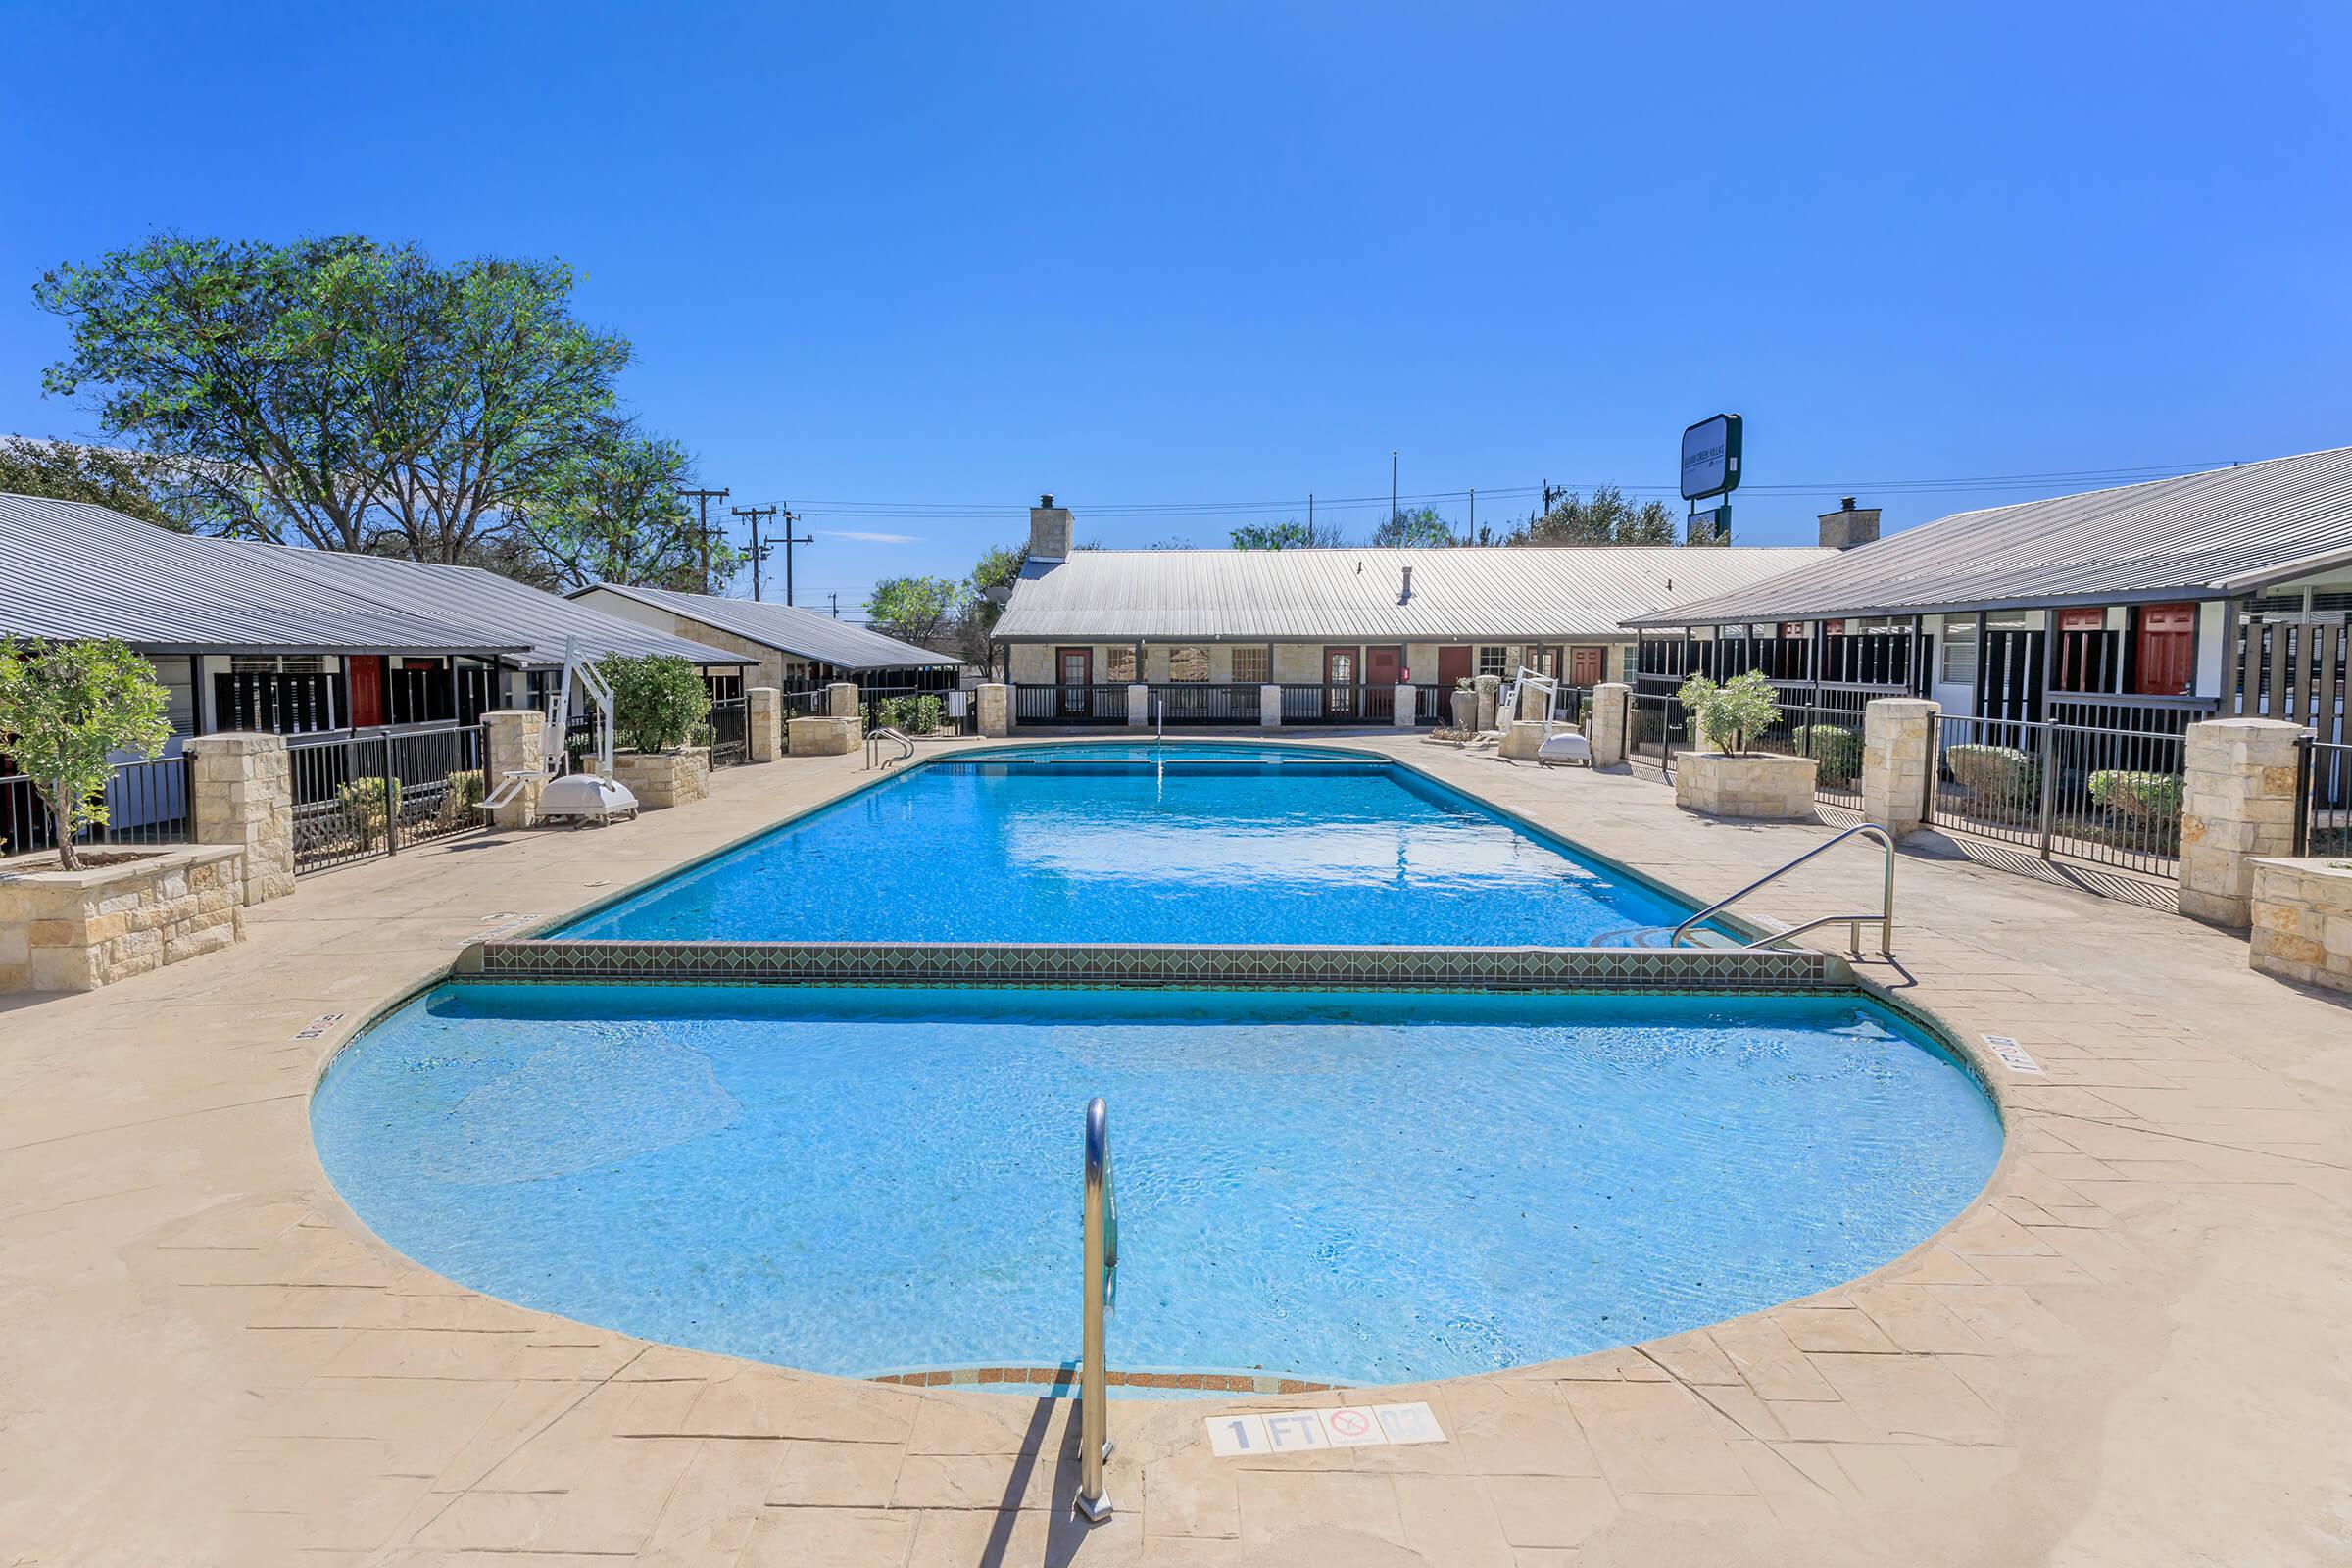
[[3, 734, 2349, 1566]]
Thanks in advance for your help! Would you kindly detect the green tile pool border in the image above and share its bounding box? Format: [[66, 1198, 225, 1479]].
[[455, 938, 1844, 991]]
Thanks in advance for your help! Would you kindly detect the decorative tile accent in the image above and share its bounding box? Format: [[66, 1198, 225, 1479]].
[[467, 938, 1840, 992]]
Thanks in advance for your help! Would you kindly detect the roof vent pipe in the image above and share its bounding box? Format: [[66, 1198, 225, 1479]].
[[1400, 564, 1413, 601]]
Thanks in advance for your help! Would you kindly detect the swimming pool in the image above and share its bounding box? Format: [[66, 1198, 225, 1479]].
[[315, 984, 2001, 1390], [559, 743, 1699, 947]]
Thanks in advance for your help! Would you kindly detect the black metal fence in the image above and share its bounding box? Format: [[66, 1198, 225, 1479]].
[[0, 753, 192, 858], [862, 684, 978, 737], [702, 698, 748, 767], [2297, 737, 2352, 858], [1931, 713, 2185, 876], [288, 725, 487, 875]]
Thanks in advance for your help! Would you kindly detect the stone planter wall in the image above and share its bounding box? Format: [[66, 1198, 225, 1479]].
[[2249, 857, 2352, 994], [788, 716, 861, 757], [612, 747, 711, 810], [0, 845, 246, 993], [1675, 751, 1819, 819]]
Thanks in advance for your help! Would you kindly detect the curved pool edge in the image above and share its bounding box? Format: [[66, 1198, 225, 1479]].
[[297, 732, 2020, 1410]]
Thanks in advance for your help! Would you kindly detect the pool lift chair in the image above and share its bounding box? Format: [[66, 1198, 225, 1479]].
[[526, 638, 640, 826], [1521, 669, 1592, 768]]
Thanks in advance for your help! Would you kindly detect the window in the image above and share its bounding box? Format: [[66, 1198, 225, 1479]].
[[1476, 645, 1509, 676], [1231, 646, 1269, 684], [1941, 617, 1979, 684], [1168, 646, 1210, 682], [149, 655, 195, 735], [1103, 646, 1138, 683]]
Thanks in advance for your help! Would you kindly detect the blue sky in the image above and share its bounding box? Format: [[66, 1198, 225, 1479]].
[[2, 3, 2345, 616]]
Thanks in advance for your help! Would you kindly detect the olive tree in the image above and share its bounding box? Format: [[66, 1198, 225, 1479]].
[[0, 638, 172, 870], [1675, 669, 1781, 756]]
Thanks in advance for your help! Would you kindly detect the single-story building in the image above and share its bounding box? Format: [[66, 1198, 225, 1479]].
[[0, 492, 755, 740], [1622, 448, 2352, 745], [990, 496, 1835, 723], [247, 545, 757, 719], [568, 582, 964, 697]]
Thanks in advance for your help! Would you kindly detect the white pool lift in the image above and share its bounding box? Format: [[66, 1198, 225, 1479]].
[[1523, 668, 1592, 767], [521, 639, 639, 826]]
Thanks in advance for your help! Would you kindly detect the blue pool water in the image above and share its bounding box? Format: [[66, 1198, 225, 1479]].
[[561, 746, 1697, 946], [314, 985, 2001, 1388]]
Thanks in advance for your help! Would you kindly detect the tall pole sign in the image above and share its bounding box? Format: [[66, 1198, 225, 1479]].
[[1679, 414, 1742, 544]]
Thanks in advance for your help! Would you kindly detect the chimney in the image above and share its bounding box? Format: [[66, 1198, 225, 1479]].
[[1819, 496, 1881, 550], [1399, 564, 1413, 602], [1028, 493, 1073, 561]]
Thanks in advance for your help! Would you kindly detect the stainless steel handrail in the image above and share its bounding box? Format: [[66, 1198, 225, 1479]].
[[1078, 1096, 1118, 1523], [863, 726, 915, 771], [1670, 822, 1896, 956]]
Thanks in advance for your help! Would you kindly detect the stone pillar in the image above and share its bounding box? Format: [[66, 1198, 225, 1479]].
[[184, 733, 293, 905], [1588, 683, 1632, 768], [977, 683, 1011, 738], [826, 682, 859, 720], [2179, 717, 2310, 927], [482, 710, 548, 830], [1260, 684, 1282, 729], [1394, 685, 1416, 728], [1127, 683, 1151, 728], [1475, 673, 1502, 732], [747, 688, 784, 762], [1518, 682, 1551, 721], [1861, 698, 1938, 837]]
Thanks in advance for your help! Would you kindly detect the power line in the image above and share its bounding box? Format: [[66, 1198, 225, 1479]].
[[726, 460, 2230, 522]]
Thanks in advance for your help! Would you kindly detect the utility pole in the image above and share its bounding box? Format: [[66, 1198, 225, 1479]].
[[828, 592, 839, 619], [731, 505, 777, 600], [678, 486, 730, 594], [1468, 487, 1476, 545], [1391, 451, 1397, 529], [775, 504, 814, 606], [1307, 493, 1314, 541]]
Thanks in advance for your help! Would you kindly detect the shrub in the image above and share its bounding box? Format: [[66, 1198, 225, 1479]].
[[1675, 669, 1780, 755], [0, 636, 172, 868], [596, 654, 710, 754], [873, 693, 945, 736], [440, 768, 485, 825], [1945, 744, 2038, 811], [2088, 769, 2182, 823], [1791, 724, 1862, 785], [338, 775, 401, 848]]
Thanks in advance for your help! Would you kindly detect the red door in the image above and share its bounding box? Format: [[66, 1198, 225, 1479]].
[[1364, 645, 1401, 687], [2134, 604, 2195, 696], [1569, 646, 1604, 687], [1056, 647, 1092, 716], [348, 656, 386, 728], [1436, 646, 1472, 688]]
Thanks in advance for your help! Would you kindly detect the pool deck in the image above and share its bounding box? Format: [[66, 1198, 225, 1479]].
[[4, 732, 2350, 1566]]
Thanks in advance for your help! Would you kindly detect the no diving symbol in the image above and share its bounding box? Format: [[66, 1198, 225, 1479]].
[[1327, 1409, 1372, 1440]]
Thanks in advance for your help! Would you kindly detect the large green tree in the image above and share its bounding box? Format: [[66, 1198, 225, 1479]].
[[1230, 517, 1346, 549], [865, 576, 972, 647], [514, 423, 736, 591], [1506, 484, 1679, 546], [34, 234, 637, 566], [1371, 506, 1457, 547], [0, 437, 188, 528]]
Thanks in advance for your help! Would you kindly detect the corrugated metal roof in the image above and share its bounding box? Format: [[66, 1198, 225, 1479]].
[[572, 582, 962, 670], [0, 492, 522, 655], [243, 547, 757, 669], [1626, 446, 2352, 627], [992, 544, 1838, 643]]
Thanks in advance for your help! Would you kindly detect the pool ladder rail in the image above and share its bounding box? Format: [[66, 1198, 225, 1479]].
[[864, 726, 915, 771], [1670, 822, 1897, 957], [1078, 1096, 1118, 1523]]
